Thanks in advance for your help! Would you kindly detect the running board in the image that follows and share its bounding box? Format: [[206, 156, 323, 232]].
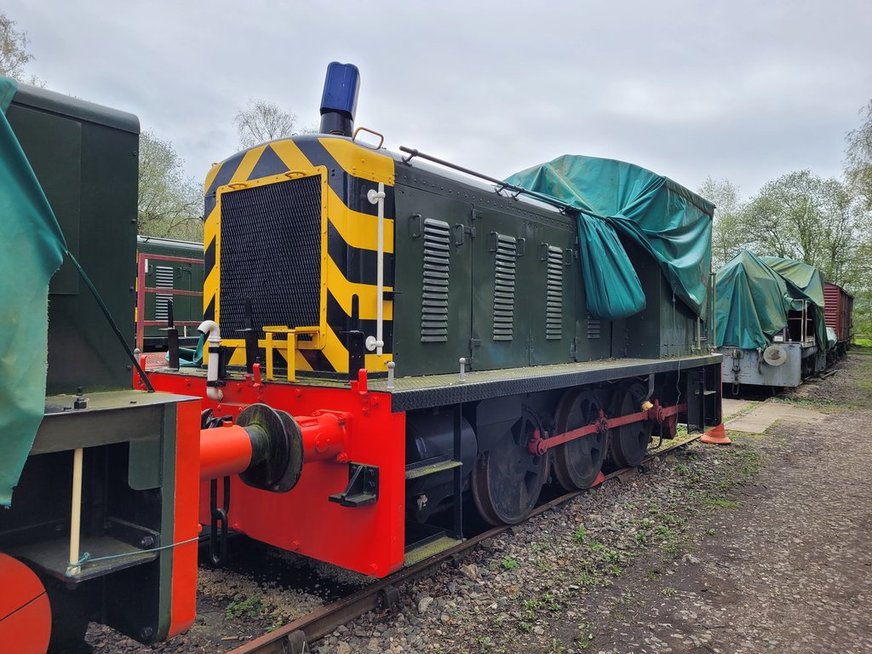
[[404, 533, 463, 566], [405, 456, 462, 480]]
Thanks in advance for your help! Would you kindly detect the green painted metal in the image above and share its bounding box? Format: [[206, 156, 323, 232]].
[[392, 181, 472, 377], [6, 82, 139, 395]]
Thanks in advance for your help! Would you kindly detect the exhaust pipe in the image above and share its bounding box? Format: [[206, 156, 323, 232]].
[[319, 62, 360, 136]]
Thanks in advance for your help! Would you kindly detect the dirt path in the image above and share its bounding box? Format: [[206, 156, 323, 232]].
[[589, 352, 872, 653]]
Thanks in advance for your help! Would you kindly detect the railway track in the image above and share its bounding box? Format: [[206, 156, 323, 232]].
[[227, 433, 702, 654]]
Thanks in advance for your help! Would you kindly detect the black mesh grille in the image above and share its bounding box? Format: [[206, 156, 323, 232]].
[[220, 176, 322, 335]]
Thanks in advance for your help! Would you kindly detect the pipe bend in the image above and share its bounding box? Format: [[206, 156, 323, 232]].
[[200, 320, 224, 401], [198, 320, 221, 342]]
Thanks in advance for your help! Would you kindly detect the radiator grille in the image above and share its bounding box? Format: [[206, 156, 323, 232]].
[[420, 218, 451, 343], [493, 234, 517, 341], [220, 176, 322, 335], [587, 315, 601, 339], [154, 265, 174, 322], [545, 245, 563, 340]]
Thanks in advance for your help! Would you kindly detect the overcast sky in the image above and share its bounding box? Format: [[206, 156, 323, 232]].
[[6, 1, 872, 202]]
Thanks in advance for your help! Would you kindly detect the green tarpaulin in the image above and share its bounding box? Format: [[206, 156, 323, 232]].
[[714, 250, 797, 349], [759, 256, 828, 352], [714, 251, 829, 352], [506, 155, 714, 320], [0, 77, 67, 506]]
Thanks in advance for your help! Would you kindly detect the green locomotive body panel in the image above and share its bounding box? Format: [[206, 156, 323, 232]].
[[6, 84, 139, 393]]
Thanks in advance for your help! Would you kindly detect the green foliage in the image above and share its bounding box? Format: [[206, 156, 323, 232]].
[[138, 131, 203, 240], [225, 595, 263, 620], [699, 176, 746, 269], [739, 171, 867, 287], [500, 556, 518, 570]]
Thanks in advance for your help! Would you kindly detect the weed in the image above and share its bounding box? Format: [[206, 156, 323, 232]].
[[605, 564, 622, 577], [654, 524, 674, 539], [576, 623, 593, 650], [501, 556, 519, 570], [544, 592, 561, 613], [578, 570, 597, 587], [225, 595, 263, 620], [523, 598, 540, 612], [661, 586, 676, 597], [573, 525, 587, 542]]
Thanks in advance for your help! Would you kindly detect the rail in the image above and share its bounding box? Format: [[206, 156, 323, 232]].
[[135, 252, 203, 351]]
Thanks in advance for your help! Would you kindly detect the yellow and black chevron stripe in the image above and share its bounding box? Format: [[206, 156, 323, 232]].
[[201, 136, 395, 375]]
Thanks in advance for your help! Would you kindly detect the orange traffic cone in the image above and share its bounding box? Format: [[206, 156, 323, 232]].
[[700, 423, 731, 445]]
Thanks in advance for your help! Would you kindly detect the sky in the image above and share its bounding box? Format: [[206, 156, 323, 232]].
[[6, 1, 872, 202]]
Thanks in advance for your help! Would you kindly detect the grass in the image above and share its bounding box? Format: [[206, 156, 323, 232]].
[[225, 595, 263, 620]]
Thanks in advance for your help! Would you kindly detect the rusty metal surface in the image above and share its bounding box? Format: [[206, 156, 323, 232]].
[[227, 433, 699, 654]]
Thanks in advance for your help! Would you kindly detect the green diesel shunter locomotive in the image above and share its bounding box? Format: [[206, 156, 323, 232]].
[[147, 63, 723, 575]]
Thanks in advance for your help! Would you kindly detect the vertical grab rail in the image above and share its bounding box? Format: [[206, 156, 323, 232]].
[[366, 183, 386, 356]]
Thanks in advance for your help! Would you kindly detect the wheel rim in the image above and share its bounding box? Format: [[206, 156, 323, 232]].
[[471, 410, 548, 525], [608, 382, 653, 468], [552, 389, 608, 490]]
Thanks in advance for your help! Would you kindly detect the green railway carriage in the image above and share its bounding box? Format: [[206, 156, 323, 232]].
[[136, 235, 204, 351]]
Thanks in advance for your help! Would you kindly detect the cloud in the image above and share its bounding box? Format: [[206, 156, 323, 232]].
[[6, 0, 872, 198]]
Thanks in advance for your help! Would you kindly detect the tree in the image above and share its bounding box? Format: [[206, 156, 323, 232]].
[[739, 171, 868, 287], [138, 131, 202, 240], [234, 100, 314, 149], [698, 177, 745, 269], [0, 13, 33, 80], [845, 99, 872, 210]]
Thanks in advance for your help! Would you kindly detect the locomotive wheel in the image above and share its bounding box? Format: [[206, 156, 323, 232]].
[[552, 389, 608, 490], [607, 382, 653, 468], [471, 410, 548, 526]]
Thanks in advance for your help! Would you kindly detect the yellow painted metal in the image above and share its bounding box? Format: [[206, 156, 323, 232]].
[[203, 135, 397, 375], [262, 327, 298, 382], [319, 137, 395, 185]]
